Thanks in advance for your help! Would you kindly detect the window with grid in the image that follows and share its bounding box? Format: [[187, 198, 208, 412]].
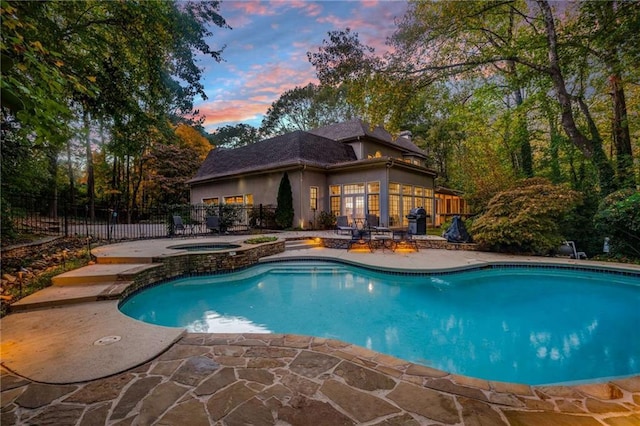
[[330, 196, 341, 217], [310, 187, 318, 210], [389, 194, 400, 227], [203, 197, 219, 205], [224, 195, 244, 204], [343, 183, 365, 194], [402, 196, 413, 226], [330, 185, 341, 195], [367, 194, 380, 216]]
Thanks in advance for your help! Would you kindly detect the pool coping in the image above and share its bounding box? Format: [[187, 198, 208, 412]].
[[1, 234, 639, 423]]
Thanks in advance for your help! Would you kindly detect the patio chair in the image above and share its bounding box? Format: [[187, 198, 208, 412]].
[[347, 228, 374, 252], [172, 215, 190, 236], [206, 215, 221, 234], [366, 214, 391, 234], [335, 215, 355, 234]]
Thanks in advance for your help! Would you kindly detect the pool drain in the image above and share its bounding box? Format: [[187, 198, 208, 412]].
[[93, 335, 121, 346]]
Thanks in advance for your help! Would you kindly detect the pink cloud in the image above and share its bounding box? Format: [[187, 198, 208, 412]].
[[361, 0, 379, 7], [242, 63, 318, 95], [227, 1, 277, 16], [198, 100, 270, 128]]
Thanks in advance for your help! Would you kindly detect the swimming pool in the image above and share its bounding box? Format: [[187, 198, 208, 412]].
[[119, 260, 640, 385]]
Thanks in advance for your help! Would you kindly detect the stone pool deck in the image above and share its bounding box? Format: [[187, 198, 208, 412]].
[[1, 233, 639, 425]]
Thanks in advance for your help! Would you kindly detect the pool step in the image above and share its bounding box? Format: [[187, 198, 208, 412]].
[[285, 239, 323, 251], [52, 264, 161, 286], [10, 281, 131, 312]]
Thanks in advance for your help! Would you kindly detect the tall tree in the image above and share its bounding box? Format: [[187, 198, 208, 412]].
[[260, 83, 357, 137], [210, 124, 261, 148], [1, 0, 230, 216], [572, 1, 639, 188]]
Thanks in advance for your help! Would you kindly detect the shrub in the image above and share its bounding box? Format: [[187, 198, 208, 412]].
[[317, 211, 336, 230], [275, 172, 294, 229], [244, 236, 278, 244], [470, 178, 582, 254], [594, 189, 640, 259]]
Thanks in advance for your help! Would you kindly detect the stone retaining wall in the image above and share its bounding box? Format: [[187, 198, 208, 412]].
[[320, 237, 478, 251], [121, 241, 285, 299]]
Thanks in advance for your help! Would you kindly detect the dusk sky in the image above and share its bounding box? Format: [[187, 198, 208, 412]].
[[196, 0, 409, 132]]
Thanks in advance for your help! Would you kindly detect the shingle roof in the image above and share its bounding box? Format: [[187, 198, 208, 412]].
[[188, 130, 357, 183], [309, 118, 426, 158]]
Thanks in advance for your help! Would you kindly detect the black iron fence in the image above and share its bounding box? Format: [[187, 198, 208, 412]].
[[2, 193, 278, 242]]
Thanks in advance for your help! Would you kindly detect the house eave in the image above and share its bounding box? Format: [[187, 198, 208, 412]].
[[327, 157, 437, 177], [188, 160, 327, 186]]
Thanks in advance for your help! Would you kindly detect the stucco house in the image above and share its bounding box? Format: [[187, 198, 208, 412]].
[[188, 119, 437, 230]]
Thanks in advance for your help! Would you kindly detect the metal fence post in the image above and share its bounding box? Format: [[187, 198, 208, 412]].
[[64, 203, 69, 237]]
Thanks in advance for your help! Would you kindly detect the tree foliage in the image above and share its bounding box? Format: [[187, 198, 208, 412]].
[[594, 189, 640, 259], [1, 0, 229, 221], [309, 0, 638, 196], [470, 178, 582, 254], [260, 83, 357, 137], [210, 124, 261, 148]]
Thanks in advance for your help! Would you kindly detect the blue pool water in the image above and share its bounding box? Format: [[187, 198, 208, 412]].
[[119, 260, 640, 385]]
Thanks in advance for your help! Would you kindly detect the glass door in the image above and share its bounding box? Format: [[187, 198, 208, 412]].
[[344, 195, 365, 227]]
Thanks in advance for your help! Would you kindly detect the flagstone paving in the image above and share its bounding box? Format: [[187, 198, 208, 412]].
[[2, 333, 639, 425]]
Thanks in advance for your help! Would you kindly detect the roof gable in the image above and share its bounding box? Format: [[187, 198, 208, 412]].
[[309, 118, 426, 158], [308, 118, 393, 142]]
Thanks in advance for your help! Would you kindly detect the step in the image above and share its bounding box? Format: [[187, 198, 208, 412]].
[[52, 263, 161, 286], [285, 239, 323, 251], [10, 281, 131, 312]]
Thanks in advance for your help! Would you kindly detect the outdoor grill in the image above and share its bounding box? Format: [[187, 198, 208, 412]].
[[406, 207, 427, 235]]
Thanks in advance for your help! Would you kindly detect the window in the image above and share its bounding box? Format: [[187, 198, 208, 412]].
[[224, 195, 244, 204], [389, 182, 400, 193], [330, 196, 341, 217], [415, 187, 424, 197], [402, 196, 413, 226], [389, 195, 400, 227], [245, 194, 254, 206], [343, 183, 365, 194], [310, 187, 318, 210], [368, 194, 380, 216], [203, 197, 219, 205], [402, 185, 413, 196], [367, 181, 380, 193], [330, 185, 341, 195]]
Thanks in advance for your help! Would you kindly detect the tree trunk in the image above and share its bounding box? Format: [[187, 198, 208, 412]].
[[536, 0, 594, 158], [66, 139, 75, 207], [544, 105, 563, 184], [609, 72, 636, 188], [84, 111, 95, 220], [536, 0, 617, 194], [46, 148, 59, 218]]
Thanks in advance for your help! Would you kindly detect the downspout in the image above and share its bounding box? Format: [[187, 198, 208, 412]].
[[300, 164, 306, 229], [385, 159, 393, 226]]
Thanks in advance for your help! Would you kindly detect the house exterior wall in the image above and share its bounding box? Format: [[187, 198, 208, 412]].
[[190, 168, 331, 230]]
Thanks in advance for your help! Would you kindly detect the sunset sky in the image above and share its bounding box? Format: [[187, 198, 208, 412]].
[[196, 0, 408, 132]]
